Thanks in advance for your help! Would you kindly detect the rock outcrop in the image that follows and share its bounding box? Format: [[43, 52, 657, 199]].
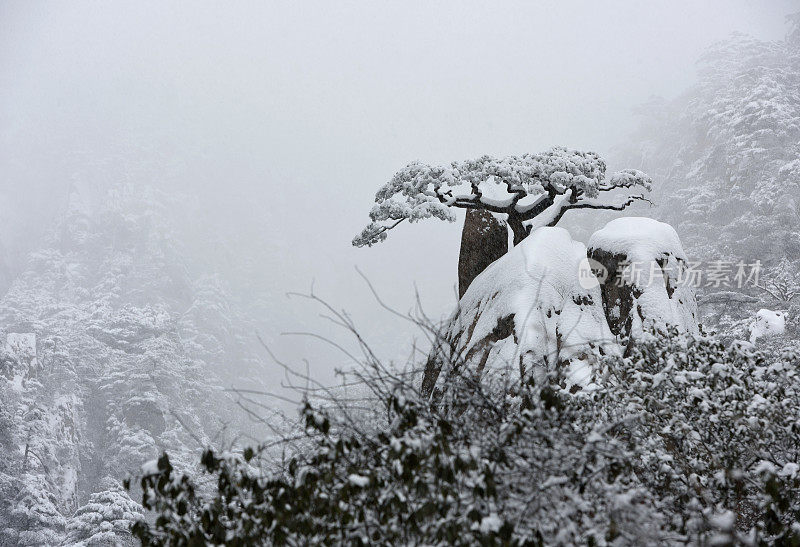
[[587, 217, 698, 341], [457, 210, 508, 299], [424, 217, 699, 398], [424, 227, 615, 396]]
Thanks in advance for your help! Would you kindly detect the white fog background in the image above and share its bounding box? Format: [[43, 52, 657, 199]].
[[1, 0, 796, 393]]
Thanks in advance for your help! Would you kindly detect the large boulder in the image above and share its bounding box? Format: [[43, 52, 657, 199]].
[[423, 227, 615, 396], [587, 217, 698, 341], [458, 210, 508, 298]]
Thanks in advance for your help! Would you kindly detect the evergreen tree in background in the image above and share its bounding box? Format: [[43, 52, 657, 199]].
[[615, 15, 800, 343], [64, 477, 143, 546], [0, 183, 269, 545]]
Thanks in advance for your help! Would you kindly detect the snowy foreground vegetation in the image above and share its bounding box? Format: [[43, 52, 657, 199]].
[[129, 226, 800, 545], [126, 313, 800, 545], [138, 338, 800, 545]]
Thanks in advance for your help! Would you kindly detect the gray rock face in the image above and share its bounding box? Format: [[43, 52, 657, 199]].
[[584, 248, 639, 337], [458, 210, 508, 299]]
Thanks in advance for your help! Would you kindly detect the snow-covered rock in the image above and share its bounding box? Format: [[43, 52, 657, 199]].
[[425, 227, 615, 394], [749, 309, 786, 343], [588, 217, 698, 340]]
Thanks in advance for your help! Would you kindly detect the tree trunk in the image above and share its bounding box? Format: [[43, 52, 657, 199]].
[[458, 210, 508, 299], [506, 214, 528, 246]]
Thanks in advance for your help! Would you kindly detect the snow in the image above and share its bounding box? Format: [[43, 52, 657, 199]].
[[515, 192, 549, 212], [753, 460, 777, 475], [447, 227, 615, 387], [709, 510, 736, 531], [348, 474, 370, 487], [749, 308, 786, 343], [477, 513, 503, 533], [521, 191, 574, 232], [141, 459, 160, 475], [9, 373, 24, 393], [588, 217, 686, 264], [780, 463, 799, 478], [565, 359, 594, 388]]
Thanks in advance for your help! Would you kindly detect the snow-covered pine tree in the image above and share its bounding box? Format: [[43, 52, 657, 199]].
[[614, 14, 800, 345], [0, 182, 267, 544], [353, 147, 652, 247], [64, 477, 143, 546]]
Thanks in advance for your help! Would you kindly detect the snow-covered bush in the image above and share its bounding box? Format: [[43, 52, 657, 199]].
[[594, 332, 800, 544], [129, 327, 800, 546]]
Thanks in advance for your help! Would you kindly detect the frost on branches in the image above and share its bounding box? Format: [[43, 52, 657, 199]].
[[129, 331, 800, 546], [353, 147, 651, 247]]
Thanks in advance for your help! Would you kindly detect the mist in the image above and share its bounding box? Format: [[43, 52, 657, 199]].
[[0, 0, 793, 412], [3, 0, 800, 543], [5, 2, 795, 391]]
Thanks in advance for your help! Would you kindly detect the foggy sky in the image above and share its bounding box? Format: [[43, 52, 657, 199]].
[[1, 1, 796, 388]]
